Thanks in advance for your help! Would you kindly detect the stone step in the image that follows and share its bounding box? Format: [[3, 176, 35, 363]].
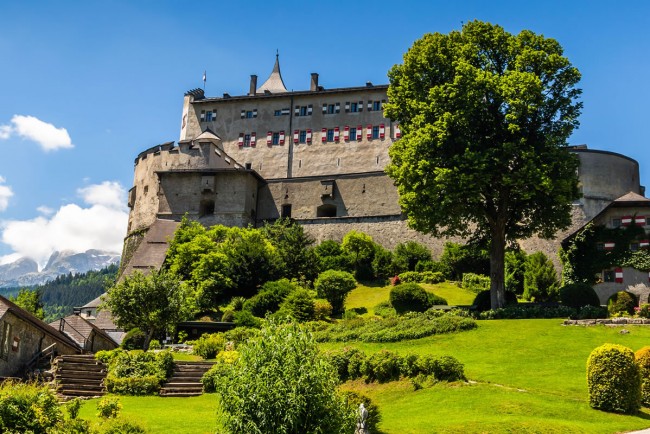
[[162, 382, 203, 388], [159, 391, 203, 397], [167, 377, 203, 383], [58, 355, 97, 361], [57, 389, 106, 397], [57, 383, 106, 392], [56, 370, 107, 379], [54, 362, 106, 372], [55, 376, 104, 385]]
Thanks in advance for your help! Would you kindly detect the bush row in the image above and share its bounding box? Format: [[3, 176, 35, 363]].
[[324, 347, 465, 384], [477, 304, 607, 320], [397, 271, 445, 284], [311, 310, 476, 343]]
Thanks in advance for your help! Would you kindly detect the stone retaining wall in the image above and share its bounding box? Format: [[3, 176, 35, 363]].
[[564, 318, 650, 326]]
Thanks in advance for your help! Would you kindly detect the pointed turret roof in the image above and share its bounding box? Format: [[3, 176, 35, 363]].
[[257, 53, 288, 94]]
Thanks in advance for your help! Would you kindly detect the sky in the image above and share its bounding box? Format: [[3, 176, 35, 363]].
[[0, 1, 648, 268]]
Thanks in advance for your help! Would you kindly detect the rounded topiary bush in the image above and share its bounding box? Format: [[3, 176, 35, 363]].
[[389, 283, 431, 314], [472, 290, 518, 312], [587, 343, 640, 413], [608, 291, 637, 316], [636, 346, 650, 406], [121, 328, 145, 350], [559, 283, 601, 309]]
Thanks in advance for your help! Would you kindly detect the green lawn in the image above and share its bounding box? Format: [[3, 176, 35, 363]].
[[346, 281, 475, 314], [78, 320, 650, 433]]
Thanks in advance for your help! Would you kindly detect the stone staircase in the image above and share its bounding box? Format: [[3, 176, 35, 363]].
[[52, 354, 107, 397], [159, 361, 213, 397]]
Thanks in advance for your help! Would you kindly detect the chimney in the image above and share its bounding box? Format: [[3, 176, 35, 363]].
[[310, 73, 319, 91], [249, 75, 258, 96]]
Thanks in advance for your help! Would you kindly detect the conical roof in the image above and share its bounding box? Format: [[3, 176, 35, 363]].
[[257, 54, 288, 94]]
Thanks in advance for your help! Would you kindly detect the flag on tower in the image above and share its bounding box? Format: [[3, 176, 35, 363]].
[[203, 70, 206, 89]]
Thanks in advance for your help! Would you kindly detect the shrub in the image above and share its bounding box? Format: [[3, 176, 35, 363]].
[[587, 343, 640, 413], [106, 375, 161, 395], [348, 351, 366, 380], [397, 271, 422, 283], [214, 321, 355, 433], [638, 304, 650, 318], [523, 252, 560, 302], [390, 283, 431, 314], [325, 347, 366, 382], [427, 292, 448, 306], [472, 290, 518, 312], [439, 242, 490, 281], [0, 381, 62, 433], [121, 328, 146, 350], [233, 310, 262, 328], [97, 396, 122, 419], [314, 298, 333, 320], [201, 351, 240, 393], [461, 273, 490, 293], [315, 270, 357, 316], [577, 305, 608, 319], [608, 291, 637, 316], [420, 271, 445, 284], [478, 305, 575, 320], [101, 418, 147, 434], [373, 301, 397, 318], [243, 279, 297, 317], [372, 247, 397, 280], [191, 333, 226, 359], [104, 350, 173, 395], [221, 310, 234, 322], [393, 241, 432, 272], [341, 391, 381, 434], [636, 346, 650, 406], [363, 350, 402, 383], [228, 296, 247, 311], [343, 310, 359, 320], [277, 288, 316, 322], [559, 283, 601, 309], [431, 355, 466, 381]]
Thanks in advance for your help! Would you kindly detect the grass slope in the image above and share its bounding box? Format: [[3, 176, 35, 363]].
[[346, 281, 475, 315]]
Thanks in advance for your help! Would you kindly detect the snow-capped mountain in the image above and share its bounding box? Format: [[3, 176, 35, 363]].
[[0, 250, 120, 288]]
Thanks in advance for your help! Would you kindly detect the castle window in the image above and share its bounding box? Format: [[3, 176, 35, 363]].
[[630, 243, 640, 252], [372, 126, 380, 139], [323, 103, 339, 114], [199, 200, 215, 217], [603, 270, 615, 282], [299, 130, 307, 144], [200, 110, 216, 122], [596, 242, 604, 251], [245, 163, 252, 170], [372, 101, 381, 111], [295, 105, 313, 117], [327, 129, 335, 142], [317, 204, 337, 218], [274, 108, 290, 116], [612, 218, 622, 228], [271, 133, 280, 145], [241, 109, 257, 119], [349, 127, 357, 141], [243, 134, 251, 147], [281, 204, 292, 218]]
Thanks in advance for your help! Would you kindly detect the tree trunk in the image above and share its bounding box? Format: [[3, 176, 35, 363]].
[[143, 328, 155, 351], [490, 224, 507, 309]]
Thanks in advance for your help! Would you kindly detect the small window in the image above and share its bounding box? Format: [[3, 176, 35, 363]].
[[327, 129, 335, 142], [245, 163, 252, 170], [246, 111, 254, 118], [350, 127, 357, 141], [612, 218, 622, 228], [86, 310, 92, 317], [326, 104, 336, 114], [372, 126, 379, 139], [281, 204, 292, 218], [350, 102, 359, 113], [244, 134, 251, 147], [199, 200, 215, 217], [596, 242, 604, 251], [603, 270, 615, 282], [299, 130, 307, 144], [300, 106, 307, 116], [272, 133, 280, 145], [274, 110, 282, 116], [372, 101, 381, 111], [631, 243, 640, 251]]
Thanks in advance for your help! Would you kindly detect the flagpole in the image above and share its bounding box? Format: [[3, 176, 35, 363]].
[[203, 70, 206, 91]]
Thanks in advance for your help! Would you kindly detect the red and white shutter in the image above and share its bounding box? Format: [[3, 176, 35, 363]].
[[306, 129, 312, 143], [280, 131, 285, 145], [641, 240, 650, 248], [250, 132, 256, 147], [379, 123, 385, 139], [293, 130, 299, 144], [321, 128, 327, 143], [604, 242, 615, 250], [357, 125, 362, 141], [622, 216, 633, 226], [334, 127, 340, 142], [343, 126, 350, 141], [636, 216, 646, 226], [267, 131, 272, 146], [395, 125, 401, 138], [238, 133, 244, 147], [366, 124, 372, 140], [615, 267, 624, 283]]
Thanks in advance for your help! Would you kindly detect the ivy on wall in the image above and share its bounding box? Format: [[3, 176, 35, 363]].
[[560, 222, 650, 284]]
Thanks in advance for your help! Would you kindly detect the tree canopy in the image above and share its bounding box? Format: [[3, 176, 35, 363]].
[[385, 20, 582, 308]]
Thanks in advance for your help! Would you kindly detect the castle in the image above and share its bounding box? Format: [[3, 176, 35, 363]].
[[120, 55, 645, 277]]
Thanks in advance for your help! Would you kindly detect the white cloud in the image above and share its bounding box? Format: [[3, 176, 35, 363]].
[[36, 206, 54, 216], [0, 253, 21, 266], [0, 115, 73, 151], [0, 177, 13, 212], [0, 181, 128, 266]]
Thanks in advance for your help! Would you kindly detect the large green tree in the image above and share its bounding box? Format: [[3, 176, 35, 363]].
[[385, 21, 582, 308], [102, 269, 192, 350]]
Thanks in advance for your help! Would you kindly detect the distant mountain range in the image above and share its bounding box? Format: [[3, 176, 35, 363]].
[[0, 249, 120, 288]]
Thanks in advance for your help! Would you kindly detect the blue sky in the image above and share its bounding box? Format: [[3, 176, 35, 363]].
[[0, 1, 648, 266]]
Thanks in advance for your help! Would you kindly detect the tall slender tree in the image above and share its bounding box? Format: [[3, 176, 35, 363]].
[[385, 21, 582, 308]]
